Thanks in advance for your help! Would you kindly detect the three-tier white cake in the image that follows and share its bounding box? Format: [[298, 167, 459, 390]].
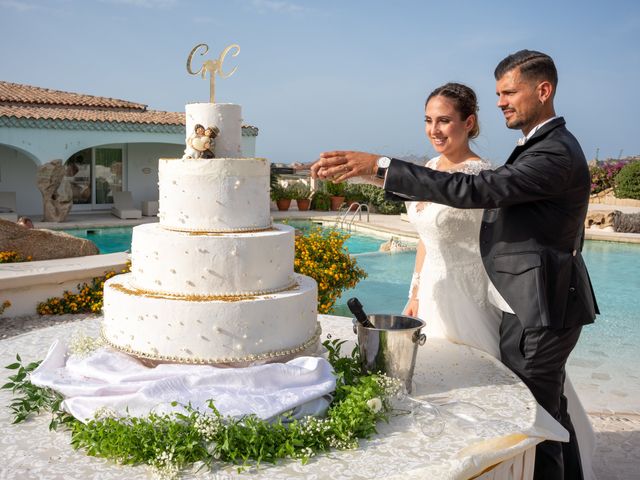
[[101, 103, 320, 365]]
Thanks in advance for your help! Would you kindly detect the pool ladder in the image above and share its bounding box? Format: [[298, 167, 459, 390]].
[[337, 203, 370, 231]]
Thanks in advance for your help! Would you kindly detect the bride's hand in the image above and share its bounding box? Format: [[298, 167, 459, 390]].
[[404, 298, 419, 317]]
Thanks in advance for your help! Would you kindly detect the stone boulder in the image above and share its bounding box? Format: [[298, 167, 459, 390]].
[[379, 237, 415, 253], [584, 210, 620, 231], [0, 219, 99, 260], [37, 159, 73, 222]]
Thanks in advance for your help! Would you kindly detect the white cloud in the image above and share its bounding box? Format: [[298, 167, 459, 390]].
[[0, 0, 38, 11]]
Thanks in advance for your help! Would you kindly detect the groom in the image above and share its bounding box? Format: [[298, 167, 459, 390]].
[[311, 50, 598, 480]]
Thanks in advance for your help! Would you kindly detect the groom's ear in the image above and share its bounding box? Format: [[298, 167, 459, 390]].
[[537, 80, 554, 104]]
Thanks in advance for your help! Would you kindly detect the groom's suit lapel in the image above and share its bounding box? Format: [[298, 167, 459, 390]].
[[505, 117, 566, 165]]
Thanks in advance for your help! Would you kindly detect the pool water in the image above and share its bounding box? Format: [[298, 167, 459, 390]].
[[332, 241, 640, 413], [63, 227, 134, 254], [63, 222, 384, 256]]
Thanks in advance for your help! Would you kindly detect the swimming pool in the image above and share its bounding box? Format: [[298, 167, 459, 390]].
[[333, 242, 640, 413], [62, 222, 385, 256]]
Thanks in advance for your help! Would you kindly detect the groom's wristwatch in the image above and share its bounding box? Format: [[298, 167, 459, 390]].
[[375, 156, 391, 179]]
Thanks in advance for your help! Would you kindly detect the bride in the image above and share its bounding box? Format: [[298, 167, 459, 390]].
[[403, 82, 596, 480]]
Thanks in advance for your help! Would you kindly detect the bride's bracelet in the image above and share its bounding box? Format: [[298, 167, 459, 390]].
[[408, 272, 421, 299]]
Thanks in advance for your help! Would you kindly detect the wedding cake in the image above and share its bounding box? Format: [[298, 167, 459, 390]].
[[101, 102, 320, 365]]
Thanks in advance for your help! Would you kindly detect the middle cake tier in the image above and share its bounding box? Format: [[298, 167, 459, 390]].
[[130, 223, 295, 296]]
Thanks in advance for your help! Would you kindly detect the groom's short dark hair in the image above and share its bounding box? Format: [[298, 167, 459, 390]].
[[494, 50, 558, 88]]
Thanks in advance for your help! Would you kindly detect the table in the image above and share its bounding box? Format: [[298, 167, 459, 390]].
[[0, 315, 567, 479]]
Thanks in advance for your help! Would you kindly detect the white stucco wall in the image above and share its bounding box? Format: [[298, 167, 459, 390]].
[[127, 143, 183, 206], [0, 124, 257, 217], [0, 145, 41, 215], [241, 135, 256, 158], [0, 126, 183, 166]]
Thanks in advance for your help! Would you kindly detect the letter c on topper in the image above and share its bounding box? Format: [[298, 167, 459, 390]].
[[186, 43, 240, 103]]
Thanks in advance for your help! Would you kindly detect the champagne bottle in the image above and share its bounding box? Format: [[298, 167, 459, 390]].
[[347, 297, 375, 328]]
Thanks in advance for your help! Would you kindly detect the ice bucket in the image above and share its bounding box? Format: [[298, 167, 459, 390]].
[[352, 314, 426, 394]]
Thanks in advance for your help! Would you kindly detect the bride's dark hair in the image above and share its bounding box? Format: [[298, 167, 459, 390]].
[[425, 82, 480, 139]]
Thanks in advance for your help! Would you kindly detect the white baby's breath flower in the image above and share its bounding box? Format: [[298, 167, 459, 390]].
[[69, 331, 104, 357], [93, 406, 118, 420], [366, 397, 383, 413], [151, 447, 179, 480], [193, 414, 222, 440], [376, 374, 404, 396]]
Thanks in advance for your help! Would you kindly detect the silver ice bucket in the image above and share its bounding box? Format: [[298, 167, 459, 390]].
[[353, 314, 426, 394]]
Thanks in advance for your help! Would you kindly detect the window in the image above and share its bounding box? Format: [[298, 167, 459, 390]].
[[65, 146, 124, 208]]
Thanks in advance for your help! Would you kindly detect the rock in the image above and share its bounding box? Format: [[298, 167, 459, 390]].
[[37, 159, 73, 222], [613, 212, 640, 233], [379, 236, 414, 253], [585, 210, 620, 230], [0, 219, 99, 260]]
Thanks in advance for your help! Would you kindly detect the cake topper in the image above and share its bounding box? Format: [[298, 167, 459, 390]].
[[186, 43, 240, 103], [184, 124, 220, 159]]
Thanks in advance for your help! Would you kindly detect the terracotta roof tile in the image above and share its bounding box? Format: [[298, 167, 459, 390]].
[[0, 81, 146, 109], [0, 104, 184, 125], [0, 82, 257, 131]]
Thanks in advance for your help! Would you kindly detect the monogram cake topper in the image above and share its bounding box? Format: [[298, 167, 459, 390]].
[[186, 43, 240, 103]]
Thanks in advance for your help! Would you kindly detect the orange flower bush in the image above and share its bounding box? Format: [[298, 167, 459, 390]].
[[0, 251, 32, 263], [37, 263, 131, 315], [294, 228, 367, 314], [0, 300, 11, 315]]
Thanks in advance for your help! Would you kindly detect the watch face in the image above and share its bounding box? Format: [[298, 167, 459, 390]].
[[378, 156, 391, 168]]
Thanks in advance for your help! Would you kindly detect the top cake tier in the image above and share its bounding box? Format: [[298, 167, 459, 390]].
[[185, 103, 242, 158]]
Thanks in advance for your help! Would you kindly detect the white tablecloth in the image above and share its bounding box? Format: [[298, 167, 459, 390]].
[[0, 315, 567, 479]]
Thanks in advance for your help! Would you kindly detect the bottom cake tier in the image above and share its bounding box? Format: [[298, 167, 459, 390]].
[[101, 273, 319, 366]]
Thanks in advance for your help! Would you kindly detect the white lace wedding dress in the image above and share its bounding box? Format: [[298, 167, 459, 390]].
[[406, 157, 596, 480]]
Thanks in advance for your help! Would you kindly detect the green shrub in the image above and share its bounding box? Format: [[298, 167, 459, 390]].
[[590, 160, 632, 194], [270, 183, 297, 201], [325, 181, 346, 197], [289, 182, 311, 200], [613, 161, 640, 200], [310, 191, 331, 211], [347, 184, 405, 214], [270, 184, 286, 202], [343, 183, 367, 203]]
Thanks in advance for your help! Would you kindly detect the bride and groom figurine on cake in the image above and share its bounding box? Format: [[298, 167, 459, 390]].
[[184, 124, 220, 159], [311, 49, 598, 480]]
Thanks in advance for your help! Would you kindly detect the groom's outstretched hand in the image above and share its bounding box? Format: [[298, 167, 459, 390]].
[[311, 151, 379, 183]]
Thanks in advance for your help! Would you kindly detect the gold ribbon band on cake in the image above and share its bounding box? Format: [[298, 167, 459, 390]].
[[109, 279, 299, 302]]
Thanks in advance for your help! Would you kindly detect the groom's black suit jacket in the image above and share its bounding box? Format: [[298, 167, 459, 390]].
[[385, 117, 598, 329]]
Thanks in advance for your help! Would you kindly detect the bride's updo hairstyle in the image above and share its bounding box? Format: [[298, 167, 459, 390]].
[[425, 82, 480, 139]]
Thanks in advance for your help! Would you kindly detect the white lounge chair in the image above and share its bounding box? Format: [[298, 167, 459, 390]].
[[111, 191, 142, 219], [0, 191, 18, 222]]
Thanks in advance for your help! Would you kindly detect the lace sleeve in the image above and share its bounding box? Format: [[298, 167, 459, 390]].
[[460, 159, 492, 176]]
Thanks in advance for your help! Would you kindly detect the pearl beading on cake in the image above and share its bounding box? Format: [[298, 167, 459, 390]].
[[99, 322, 322, 365], [161, 223, 273, 234], [110, 281, 300, 302]]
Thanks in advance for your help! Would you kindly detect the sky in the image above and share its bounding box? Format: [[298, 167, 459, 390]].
[[1, 0, 639, 165]]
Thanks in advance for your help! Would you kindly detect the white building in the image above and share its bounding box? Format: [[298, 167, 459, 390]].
[[0, 81, 258, 217]]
